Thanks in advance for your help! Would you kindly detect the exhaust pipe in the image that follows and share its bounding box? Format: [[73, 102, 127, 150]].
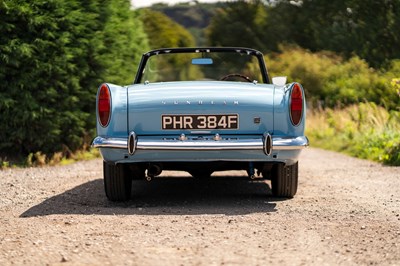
[[147, 164, 162, 180], [248, 162, 256, 179], [248, 162, 262, 179]]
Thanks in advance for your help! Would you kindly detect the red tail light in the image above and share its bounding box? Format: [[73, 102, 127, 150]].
[[290, 83, 303, 126], [98, 84, 111, 127]]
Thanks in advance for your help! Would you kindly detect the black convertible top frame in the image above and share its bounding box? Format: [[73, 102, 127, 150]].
[[133, 47, 270, 84]]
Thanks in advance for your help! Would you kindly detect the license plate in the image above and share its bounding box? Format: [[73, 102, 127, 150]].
[[162, 114, 239, 130]]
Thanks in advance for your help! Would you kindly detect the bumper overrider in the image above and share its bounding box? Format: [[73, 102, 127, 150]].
[[92, 132, 309, 156]]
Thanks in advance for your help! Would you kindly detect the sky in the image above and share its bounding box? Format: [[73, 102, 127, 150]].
[[131, 0, 224, 8]]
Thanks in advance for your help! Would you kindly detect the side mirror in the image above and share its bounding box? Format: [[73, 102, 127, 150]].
[[272, 76, 287, 86]]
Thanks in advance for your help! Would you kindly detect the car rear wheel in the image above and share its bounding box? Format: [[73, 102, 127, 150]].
[[271, 162, 298, 198], [103, 161, 132, 201]]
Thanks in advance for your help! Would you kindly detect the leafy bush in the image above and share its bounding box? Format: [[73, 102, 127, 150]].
[[306, 103, 400, 166], [139, 8, 195, 49], [266, 46, 400, 110], [393, 78, 400, 99], [206, 1, 269, 51], [267, 47, 400, 165], [0, 0, 148, 159]]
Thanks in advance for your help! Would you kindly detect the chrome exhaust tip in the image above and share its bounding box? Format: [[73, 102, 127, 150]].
[[147, 164, 162, 178]]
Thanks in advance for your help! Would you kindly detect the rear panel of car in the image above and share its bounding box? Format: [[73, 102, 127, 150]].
[[127, 81, 275, 136]]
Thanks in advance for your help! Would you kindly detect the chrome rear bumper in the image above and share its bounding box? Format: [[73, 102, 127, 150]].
[[92, 132, 308, 156]]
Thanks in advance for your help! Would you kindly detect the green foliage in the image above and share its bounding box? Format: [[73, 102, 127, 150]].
[[307, 103, 400, 166], [145, 1, 400, 68], [98, 5, 149, 84], [268, 0, 400, 68], [149, 1, 225, 46], [139, 9, 195, 49], [268, 47, 400, 166], [266, 46, 400, 110], [0, 158, 10, 169], [0, 0, 149, 159], [138, 9, 196, 81], [206, 1, 270, 51], [392, 78, 400, 98]]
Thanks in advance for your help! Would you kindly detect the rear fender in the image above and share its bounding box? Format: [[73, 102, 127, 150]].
[[96, 83, 128, 138], [273, 83, 306, 136]]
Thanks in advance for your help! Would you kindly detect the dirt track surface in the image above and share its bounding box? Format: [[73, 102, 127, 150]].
[[1, 148, 399, 265]]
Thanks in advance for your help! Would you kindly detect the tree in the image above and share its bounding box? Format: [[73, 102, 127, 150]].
[[206, 1, 270, 52], [0, 0, 149, 158], [150, 2, 224, 46], [268, 0, 400, 67], [139, 8, 195, 49], [97, 3, 149, 84], [139, 9, 199, 81]]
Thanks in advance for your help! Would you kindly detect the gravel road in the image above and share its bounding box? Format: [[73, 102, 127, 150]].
[[0, 148, 399, 265]]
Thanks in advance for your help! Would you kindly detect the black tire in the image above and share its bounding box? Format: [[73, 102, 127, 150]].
[[103, 161, 132, 201], [271, 162, 298, 198]]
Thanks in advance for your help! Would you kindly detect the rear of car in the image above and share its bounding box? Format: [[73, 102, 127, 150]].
[[92, 47, 308, 201]]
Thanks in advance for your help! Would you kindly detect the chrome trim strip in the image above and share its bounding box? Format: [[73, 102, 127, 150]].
[[92, 136, 127, 149], [138, 138, 263, 150], [273, 136, 309, 150], [92, 135, 309, 151]]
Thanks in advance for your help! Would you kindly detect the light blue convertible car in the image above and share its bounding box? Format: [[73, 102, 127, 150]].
[[92, 47, 308, 201]]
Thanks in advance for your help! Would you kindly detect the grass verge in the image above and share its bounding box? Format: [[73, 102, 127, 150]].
[[0, 148, 100, 169], [306, 102, 400, 166]]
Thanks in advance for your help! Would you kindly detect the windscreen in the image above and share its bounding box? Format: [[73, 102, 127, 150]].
[[140, 51, 264, 83]]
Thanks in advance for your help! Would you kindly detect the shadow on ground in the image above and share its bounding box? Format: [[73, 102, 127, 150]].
[[21, 175, 282, 217]]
